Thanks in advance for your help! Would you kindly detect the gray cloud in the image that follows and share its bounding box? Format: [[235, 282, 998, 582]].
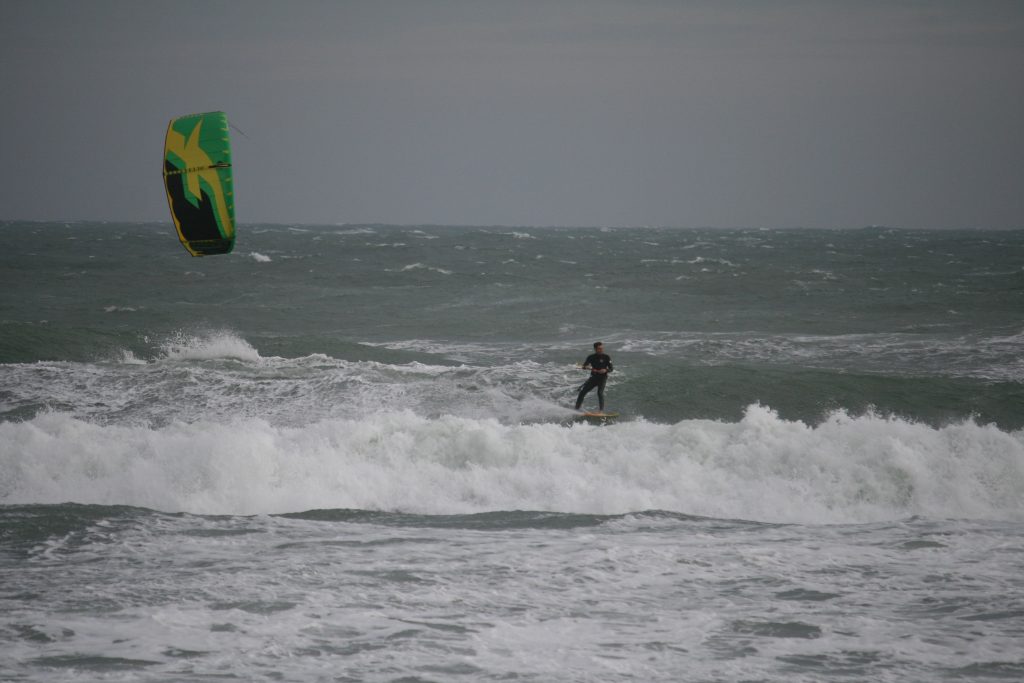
[[1, 0, 1021, 228]]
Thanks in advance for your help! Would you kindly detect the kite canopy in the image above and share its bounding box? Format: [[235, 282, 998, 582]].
[[162, 111, 236, 256]]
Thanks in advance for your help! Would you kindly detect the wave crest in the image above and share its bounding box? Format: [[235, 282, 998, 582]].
[[1, 406, 1021, 524], [157, 331, 261, 363]]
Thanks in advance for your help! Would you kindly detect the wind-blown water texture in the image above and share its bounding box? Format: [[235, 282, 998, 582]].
[[1, 222, 1021, 521], [1, 222, 1023, 681]]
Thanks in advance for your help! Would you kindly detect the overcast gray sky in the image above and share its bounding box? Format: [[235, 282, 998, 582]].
[[2, 0, 1022, 228]]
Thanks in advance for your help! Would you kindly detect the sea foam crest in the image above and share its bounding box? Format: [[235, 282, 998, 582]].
[[389, 263, 453, 275], [1, 406, 1021, 523], [157, 330, 262, 362]]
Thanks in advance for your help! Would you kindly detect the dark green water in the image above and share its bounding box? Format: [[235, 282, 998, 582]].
[[2, 222, 1021, 428]]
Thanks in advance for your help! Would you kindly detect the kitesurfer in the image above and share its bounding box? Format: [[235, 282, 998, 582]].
[[575, 342, 613, 411]]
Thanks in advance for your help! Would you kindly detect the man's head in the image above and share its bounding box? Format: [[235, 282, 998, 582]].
[[593, 342, 604, 352]]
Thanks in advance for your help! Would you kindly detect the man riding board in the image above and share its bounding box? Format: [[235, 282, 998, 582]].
[[575, 342, 613, 412]]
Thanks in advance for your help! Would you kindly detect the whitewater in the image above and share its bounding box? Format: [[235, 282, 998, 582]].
[[2, 222, 1022, 681], [4, 401, 1023, 524]]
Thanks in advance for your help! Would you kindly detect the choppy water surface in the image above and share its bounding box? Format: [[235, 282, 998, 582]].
[[1, 222, 1022, 681]]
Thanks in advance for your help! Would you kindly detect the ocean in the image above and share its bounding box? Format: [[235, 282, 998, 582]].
[[1, 221, 1022, 681]]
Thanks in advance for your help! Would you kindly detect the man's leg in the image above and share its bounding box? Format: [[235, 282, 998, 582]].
[[575, 376, 597, 410]]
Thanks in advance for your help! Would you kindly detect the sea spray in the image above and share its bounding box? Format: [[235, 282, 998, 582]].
[[3, 406, 1021, 522], [157, 329, 262, 363]]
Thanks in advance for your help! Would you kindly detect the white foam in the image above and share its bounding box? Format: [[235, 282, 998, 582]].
[[2, 405, 1021, 523], [388, 263, 453, 275], [116, 349, 147, 365], [332, 227, 376, 235], [687, 257, 738, 267], [360, 338, 498, 361], [249, 252, 272, 263], [157, 330, 262, 363]]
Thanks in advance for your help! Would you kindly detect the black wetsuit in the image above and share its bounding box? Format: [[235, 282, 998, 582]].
[[575, 353, 613, 410]]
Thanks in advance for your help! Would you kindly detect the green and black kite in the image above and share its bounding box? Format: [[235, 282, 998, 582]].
[[162, 111, 236, 256]]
